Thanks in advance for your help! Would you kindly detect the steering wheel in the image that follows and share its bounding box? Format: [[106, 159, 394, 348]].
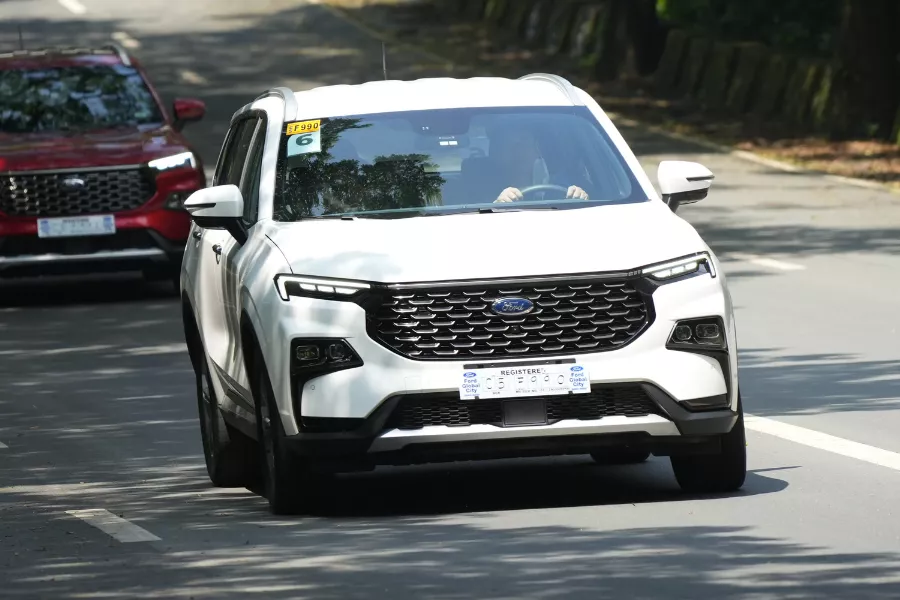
[[519, 184, 569, 198]]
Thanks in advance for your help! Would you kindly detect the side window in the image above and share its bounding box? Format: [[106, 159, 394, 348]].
[[223, 119, 257, 187], [241, 119, 266, 225]]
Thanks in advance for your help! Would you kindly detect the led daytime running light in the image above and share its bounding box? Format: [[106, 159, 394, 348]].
[[642, 253, 714, 281], [148, 152, 197, 171], [275, 274, 370, 301]]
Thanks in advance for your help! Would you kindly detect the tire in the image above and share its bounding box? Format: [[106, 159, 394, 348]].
[[196, 352, 258, 487], [252, 351, 325, 515], [590, 448, 651, 465], [670, 396, 747, 494], [143, 264, 180, 294]]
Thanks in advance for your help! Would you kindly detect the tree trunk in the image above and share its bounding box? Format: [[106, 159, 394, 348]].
[[623, 0, 666, 76], [595, 0, 664, 81], [830, 0, 900, 139]]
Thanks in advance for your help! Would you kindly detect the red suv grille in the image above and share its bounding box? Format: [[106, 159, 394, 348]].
[[0, 168, 155, 217]]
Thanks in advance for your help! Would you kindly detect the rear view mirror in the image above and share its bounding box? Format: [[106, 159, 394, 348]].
[[184, 185, 246, 244], [658, 161, 714, 212]]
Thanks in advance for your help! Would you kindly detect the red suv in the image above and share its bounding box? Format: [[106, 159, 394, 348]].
[[0, 43, 206, 287]]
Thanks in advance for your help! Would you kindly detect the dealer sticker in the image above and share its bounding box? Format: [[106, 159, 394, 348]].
[[286, 119, 320, 135]]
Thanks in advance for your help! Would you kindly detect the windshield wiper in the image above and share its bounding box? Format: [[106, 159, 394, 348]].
[[451, 206, 560, 214], [299, 214, 358, 220]]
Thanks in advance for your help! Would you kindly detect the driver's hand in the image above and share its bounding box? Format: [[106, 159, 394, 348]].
[[494, 187, 523, 203], [567, 185, 589, 200]]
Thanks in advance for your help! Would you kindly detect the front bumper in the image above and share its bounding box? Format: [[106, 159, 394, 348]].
[[280, 382, 737, 468], [254, 263, 739, 461], [0, 219, 189, 276]]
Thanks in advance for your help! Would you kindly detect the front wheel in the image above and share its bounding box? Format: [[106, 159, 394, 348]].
[[670, 396, 747, 494], [253, 352, 326, 515], [196, 353, 257, 487], [143, 263, 180, 295]]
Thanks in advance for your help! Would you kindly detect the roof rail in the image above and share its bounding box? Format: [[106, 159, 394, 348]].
[[102, 41, 131, 66], [518, 73, 584, 106], [253, 86, 299, 122]]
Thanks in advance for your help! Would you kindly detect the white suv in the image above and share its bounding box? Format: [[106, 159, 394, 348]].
[[180, 74, 746, 515]]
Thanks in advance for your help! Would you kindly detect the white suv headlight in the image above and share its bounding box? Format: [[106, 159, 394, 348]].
[[641, 252, 716, 282], [274, 274, 370, 301], [148, 152, 197, 172]]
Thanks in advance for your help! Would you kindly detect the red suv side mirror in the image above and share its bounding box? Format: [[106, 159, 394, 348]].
[[173, 98, 206, 131]]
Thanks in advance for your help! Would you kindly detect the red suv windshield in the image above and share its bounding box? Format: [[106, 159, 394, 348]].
[[0, 63, 164, 133]]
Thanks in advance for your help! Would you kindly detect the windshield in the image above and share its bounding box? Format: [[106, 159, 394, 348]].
[[0, 63, 165, 133], [273, 106, 648, 220]]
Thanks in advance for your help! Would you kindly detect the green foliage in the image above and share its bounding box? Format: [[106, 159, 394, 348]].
[[657, 0, 841, 54]]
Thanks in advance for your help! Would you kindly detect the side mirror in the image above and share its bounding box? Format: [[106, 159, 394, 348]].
[[658, 160, 714, 212], [184, 185, 246, 244], [173, 98, 206, 131]]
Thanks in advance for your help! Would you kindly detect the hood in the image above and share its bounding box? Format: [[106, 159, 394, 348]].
[[0, 126, 190, 172], [267, 201, 709, 283]]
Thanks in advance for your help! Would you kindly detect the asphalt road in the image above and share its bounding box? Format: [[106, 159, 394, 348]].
[[2, 1, 900, 598]]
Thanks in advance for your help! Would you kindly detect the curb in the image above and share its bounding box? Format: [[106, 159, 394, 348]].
[[320, 0, 899, 197]]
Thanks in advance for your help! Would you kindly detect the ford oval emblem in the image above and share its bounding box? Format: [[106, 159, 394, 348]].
[[61, 177, 86, 190], [491, 297, 535, 316], [463, 372, 476, 378], [570, 366, 583, 372]]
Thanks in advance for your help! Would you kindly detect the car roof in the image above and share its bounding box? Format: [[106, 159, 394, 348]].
[[0, 44, 133, 70], [283, 74, 586, 121]]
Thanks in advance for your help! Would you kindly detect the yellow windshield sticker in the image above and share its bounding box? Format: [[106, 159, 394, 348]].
[[286, 119, 321, 136]]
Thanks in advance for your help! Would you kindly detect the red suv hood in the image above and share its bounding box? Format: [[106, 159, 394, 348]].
[[0, 126, 191, 172]]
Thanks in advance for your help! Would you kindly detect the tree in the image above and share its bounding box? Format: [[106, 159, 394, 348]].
[[828, 0, 900, 139]]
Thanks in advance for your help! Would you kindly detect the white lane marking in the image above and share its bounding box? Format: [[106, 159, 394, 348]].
[[58, 0, 87, 14], [726, 252, 806, 271], [179, 69, 209, 85], [66, 509, 161, 543], [0, 441, 7, 449], [111, 31, 141, 49], [746, 415, 900, 472]]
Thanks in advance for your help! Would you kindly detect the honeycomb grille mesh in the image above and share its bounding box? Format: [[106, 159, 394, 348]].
[[386, 386, 663, 430], [369, 279, 651, 360], [0, 169, 155, 217]]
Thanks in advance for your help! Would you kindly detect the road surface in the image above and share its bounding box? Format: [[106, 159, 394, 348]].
[[2, 1, 900, 598]]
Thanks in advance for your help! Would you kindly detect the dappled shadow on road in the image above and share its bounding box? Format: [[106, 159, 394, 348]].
[[738, 348, 900, 417], [696, 222, 900, 258], [4, 476, 900, 599], [0, 273, 178, 308]]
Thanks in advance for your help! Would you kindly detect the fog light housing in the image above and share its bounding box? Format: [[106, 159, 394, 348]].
[[667, 317, 726, 350], [291, 339, 361, 372], [289, 339, 364, 432], [666, 317, 731, 412]]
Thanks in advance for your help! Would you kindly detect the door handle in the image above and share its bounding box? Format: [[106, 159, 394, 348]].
[[212, 244, 222, 255]]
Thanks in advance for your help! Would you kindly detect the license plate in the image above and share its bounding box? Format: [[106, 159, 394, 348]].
[[37, 215, 116, 239], [460, 363, 590, 400]]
